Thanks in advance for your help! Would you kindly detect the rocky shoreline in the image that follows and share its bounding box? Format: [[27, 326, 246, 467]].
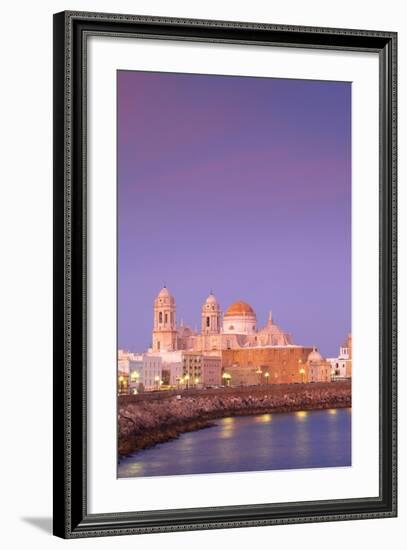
[[118, 381, 351, 458]]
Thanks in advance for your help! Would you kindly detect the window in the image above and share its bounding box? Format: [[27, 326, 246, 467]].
[[165, 313, 168, 323], [159, 312, 163, 323], [157, 341, 160, 350], [206, 316, 210, 327]]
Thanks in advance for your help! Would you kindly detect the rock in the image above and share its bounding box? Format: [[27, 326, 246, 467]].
[[118, 381, 351, 457]]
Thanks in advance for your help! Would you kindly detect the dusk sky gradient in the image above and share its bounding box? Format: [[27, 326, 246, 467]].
[[118, 71, 351, 357]]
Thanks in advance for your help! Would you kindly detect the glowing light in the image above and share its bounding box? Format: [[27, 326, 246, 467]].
[[219, 417, 235, 438], [328, 409, 337, 415], [255, 413, 272, 423], [296, 410, 308, 419]]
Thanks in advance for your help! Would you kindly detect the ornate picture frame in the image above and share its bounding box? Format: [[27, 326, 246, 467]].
[[53, 10, 397, 538]]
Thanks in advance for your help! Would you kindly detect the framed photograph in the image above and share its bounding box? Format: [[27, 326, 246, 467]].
[[53, 10, 397, 538]]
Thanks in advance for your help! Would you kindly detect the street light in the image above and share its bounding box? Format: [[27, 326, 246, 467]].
[[118, 375, 124, 395], [264, 372, 270, 385], [255, 367, 263, 385], [154, 375, 160, 391], [299, 367, 306, 383], [222, 372, 231, 387], [131, 370, 139, 380], [130, 370, 140, 394], [184, 373, 190, 389], [194, 377, 200, 387]]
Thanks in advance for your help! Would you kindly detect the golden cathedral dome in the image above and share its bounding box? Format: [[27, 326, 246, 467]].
[[225, 300, 255, 317]]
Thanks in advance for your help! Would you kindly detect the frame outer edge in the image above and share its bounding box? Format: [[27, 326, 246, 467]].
[[53, 10, 69, 539], [53, 10, 398, 538], [390, 32, 397, 517]]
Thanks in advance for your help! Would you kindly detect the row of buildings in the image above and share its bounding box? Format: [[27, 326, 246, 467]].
[[117, 287, 352, 394], [118, 349, 222, 393]]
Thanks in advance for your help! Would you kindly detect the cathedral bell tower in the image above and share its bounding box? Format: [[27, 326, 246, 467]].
[[201, 292, 221, 335], [152, 286, 177, 351]]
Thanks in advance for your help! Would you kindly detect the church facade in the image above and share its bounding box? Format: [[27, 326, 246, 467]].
[[151, 286, 294, 355], [148, 286, 335, 385]]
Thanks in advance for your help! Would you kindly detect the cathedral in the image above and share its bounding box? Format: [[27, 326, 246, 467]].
[[151, 286, 293, 356]]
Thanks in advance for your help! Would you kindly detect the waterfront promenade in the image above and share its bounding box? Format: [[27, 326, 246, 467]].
[[118, 381, 351, 457]]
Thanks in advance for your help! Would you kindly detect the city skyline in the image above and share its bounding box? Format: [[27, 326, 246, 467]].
[[118, 70, 351, 357]]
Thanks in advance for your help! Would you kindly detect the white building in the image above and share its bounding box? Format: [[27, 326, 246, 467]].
[[118, 350, 147, 394], [118, 349, 140, 375], [141, 354, 163, 391], [327, 334, 352, 380], [124, 352, 163, 392], [307, 347, 331, 383], [128, 354, 143, 393], [149, 350, 183, 387]]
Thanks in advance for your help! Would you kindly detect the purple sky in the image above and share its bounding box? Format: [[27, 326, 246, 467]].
[[118, 71, 351, 357]]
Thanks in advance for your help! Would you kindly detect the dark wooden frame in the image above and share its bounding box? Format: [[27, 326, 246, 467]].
[[53, 10, 397, 538]]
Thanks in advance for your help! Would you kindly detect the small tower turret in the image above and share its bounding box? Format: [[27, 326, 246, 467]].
[[152, 286, 177, 351], [201, 292, 222, 335]]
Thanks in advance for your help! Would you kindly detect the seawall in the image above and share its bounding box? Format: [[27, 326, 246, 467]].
[[118, 381, 351, 457]]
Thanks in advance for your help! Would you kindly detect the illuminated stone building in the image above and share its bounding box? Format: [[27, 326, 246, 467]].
[[221, 346, 314, 385], [118, 287, 336, 390]]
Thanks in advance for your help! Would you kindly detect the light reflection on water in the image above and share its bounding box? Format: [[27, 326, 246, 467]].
[[254, 413, 273, 423], [295, 410, 308, 420], [118, 408, 351, 479], [218, 416, 236, 439]]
